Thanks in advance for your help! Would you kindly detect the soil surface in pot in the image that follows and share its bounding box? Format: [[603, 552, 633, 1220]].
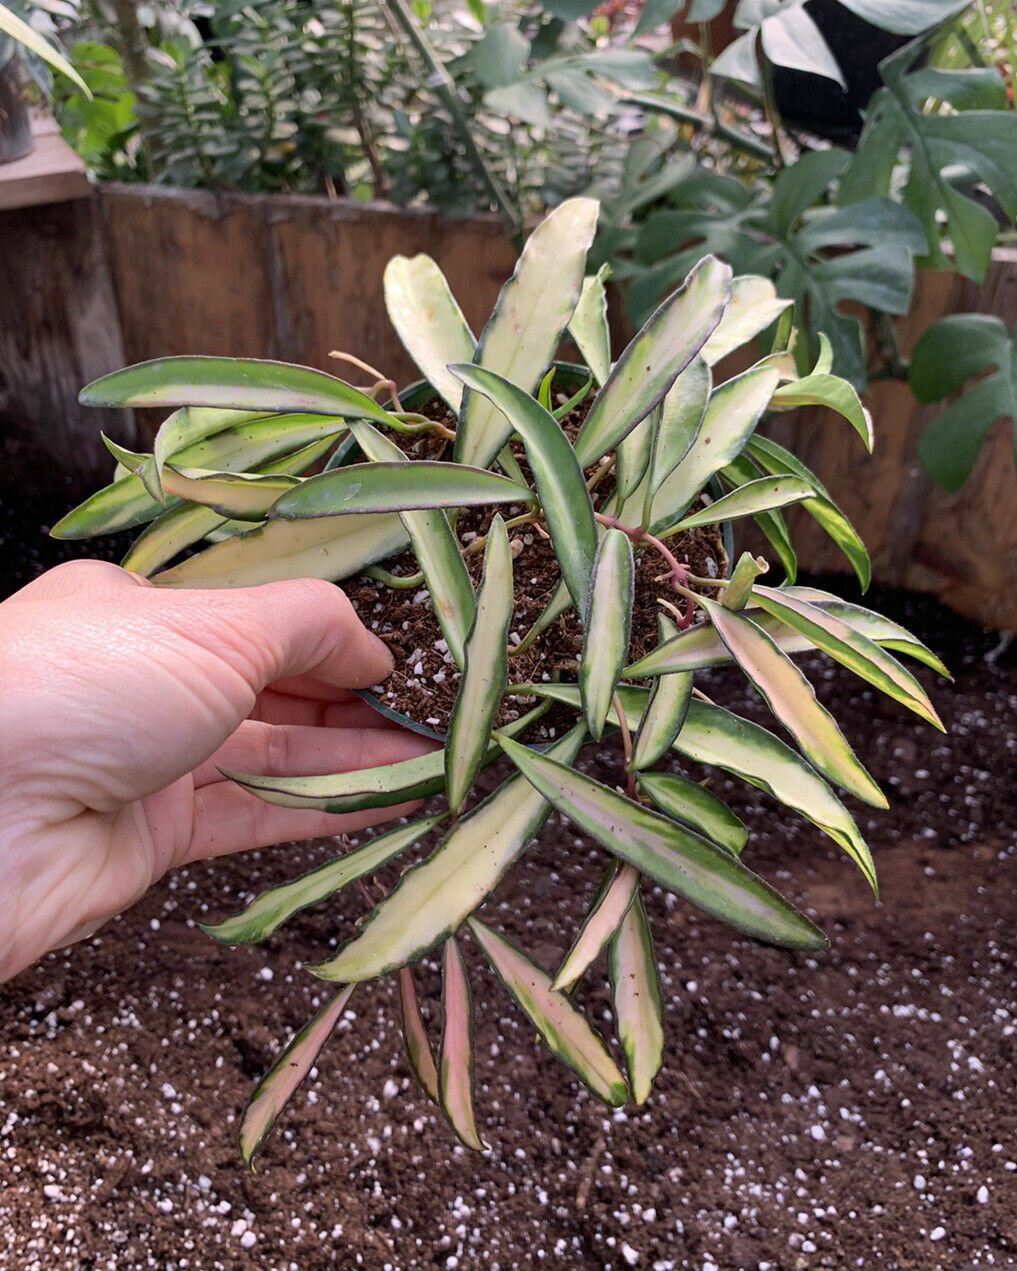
[[343, 393, 727, 735], [3, 495, 1017, 1271]]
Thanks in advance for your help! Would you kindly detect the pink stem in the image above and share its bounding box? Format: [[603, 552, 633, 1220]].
[[594, 513, 696, 628]]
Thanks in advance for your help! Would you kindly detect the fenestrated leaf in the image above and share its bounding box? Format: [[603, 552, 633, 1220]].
[[440, 938, 485, 1150], [770, 372, 873, 451], [636, 771, 747, 856], [647, 364, 781, 535], [384, 255, 476, 412], [700, 275, 792, 367], [497, 734, 828, 950], [81, 356, 396, 425], [631, 615, 692, 770], [573, 255, 731, 469], [580, 529, 634, 740], [51, 413, 343, 540], [239, 986, 354, 1168], [836, 0, 969, 34], [745, 436, 870, 589], [122, 435, 341, 576], [512, 683, 875, 888], [697, 595, 886, 810], [160, 465, 299, 520], [306, 726, 586, 983], [671, 476, 814, 530], [648, 356, 711, 493], [153, 512, 408, 589], [553, 862, 640, 993], [398, 966, 440, 1104], [222, 707, 541, 815], [609, 892, 663, 1104], [750, 586, 943, 729], [456, 198, 600, 470], [451, 365, 597, 618], [567, 266, 612, 387], [268, 461, 532, 521], [446, 516, 514, 813], [348, 422, 475, 668], [200, 815, 444, 946], [467, 917, 628, 1106]]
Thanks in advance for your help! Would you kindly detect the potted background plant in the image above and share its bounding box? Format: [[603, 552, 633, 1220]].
[[57, 197, 946, 1163], [0, 0, 87, 162]]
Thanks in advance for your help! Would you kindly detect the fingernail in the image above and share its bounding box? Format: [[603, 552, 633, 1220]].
[[369, 632, 395, 671]]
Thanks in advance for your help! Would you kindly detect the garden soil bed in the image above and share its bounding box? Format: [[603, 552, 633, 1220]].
[[2, 490, 1017, 1271]]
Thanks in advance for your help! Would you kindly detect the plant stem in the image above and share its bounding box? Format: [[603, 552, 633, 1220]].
[[613, 690, 638, 796], [363, 566, 425, 589]]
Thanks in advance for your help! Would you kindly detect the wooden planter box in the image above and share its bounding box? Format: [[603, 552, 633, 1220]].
[[1, 180, 1015, 631]]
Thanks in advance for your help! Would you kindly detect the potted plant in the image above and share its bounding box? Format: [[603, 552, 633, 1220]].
[[0, 0, 88, 163], [58, 197, 945, 1163]]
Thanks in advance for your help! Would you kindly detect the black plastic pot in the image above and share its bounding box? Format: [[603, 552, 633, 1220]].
[[0, 58, 33, 165], [341, 366, 733, 740]]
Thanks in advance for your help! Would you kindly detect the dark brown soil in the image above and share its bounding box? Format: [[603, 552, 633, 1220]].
[[3, 494, 1017, 1271]]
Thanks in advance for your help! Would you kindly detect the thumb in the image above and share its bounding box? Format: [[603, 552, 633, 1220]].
[[168, 578, 394, 694]]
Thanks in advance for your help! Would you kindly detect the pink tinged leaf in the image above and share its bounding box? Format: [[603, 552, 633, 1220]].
[[467, 918, 628, 1106], [552, 862, 641, 992], [439, 938, 486, 1150], [399, 967, 440, 1105], [238, 985, 355, 1168], [609, 893, 664, 1104], [697, 595, 888, 811]]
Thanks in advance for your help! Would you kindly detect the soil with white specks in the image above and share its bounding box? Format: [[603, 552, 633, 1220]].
[[3, 491, 1017, 1271]]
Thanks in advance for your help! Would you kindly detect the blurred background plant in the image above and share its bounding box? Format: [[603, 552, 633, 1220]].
[[27, 0, 1017, 488]]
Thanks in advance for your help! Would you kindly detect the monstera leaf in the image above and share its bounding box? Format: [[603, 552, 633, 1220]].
[[909, 313, 1017, 491]]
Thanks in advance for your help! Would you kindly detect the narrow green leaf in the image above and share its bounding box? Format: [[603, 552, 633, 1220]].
[[510, 683, 876, 889], [384, 254, 476, 412], [450, 365, 597, 619], [269, 461, 532, 521], [161, 465, 299, 520], [456, 198, 600, 470], [446, 516, 514, 812], [51, 414, 342, 540], [467, 917, 628, 1106], [552, 862, 640, 993], [152, 405, 277, 497], [101, 434, 148, 473], [122, 435, 341, 576], [750, 586, 943, 729], [200, 816, 444, 946], [348, 422, 475, 668], [698, 596, 887, 810], [699, 275, 792, 367], [648, 356, 711, 493], [614, 408, 658, 504], [440, 938, 486, 1150], [580, 529, 634, 740], [398, 966, 440, 1105], [153, 513, 408, 589], [307, 726, 586, 983], [648, 364, 781, 535], [636, 771, 747, 856], [631, 615, 692, 769], [574, 255, 732, 469], [567, 266, 612, 387], [239, 986, 354, 1168], [770, 373, 874, 451], [609, 893, 664, 1104], [746, 436, 870, 590], [498, 735, 828, 950], [80, 356, 395, 423], [672, 476, 814, 530], [224, 707, 541, 814]]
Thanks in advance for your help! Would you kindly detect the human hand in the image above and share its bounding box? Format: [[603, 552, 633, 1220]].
[[0, 560, 433, 983]]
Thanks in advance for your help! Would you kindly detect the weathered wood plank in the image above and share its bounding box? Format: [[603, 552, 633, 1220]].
[[0, 192, 134, 498]]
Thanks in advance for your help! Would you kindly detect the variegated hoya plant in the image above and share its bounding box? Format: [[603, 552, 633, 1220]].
[[60, 198, 946, 1164]]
